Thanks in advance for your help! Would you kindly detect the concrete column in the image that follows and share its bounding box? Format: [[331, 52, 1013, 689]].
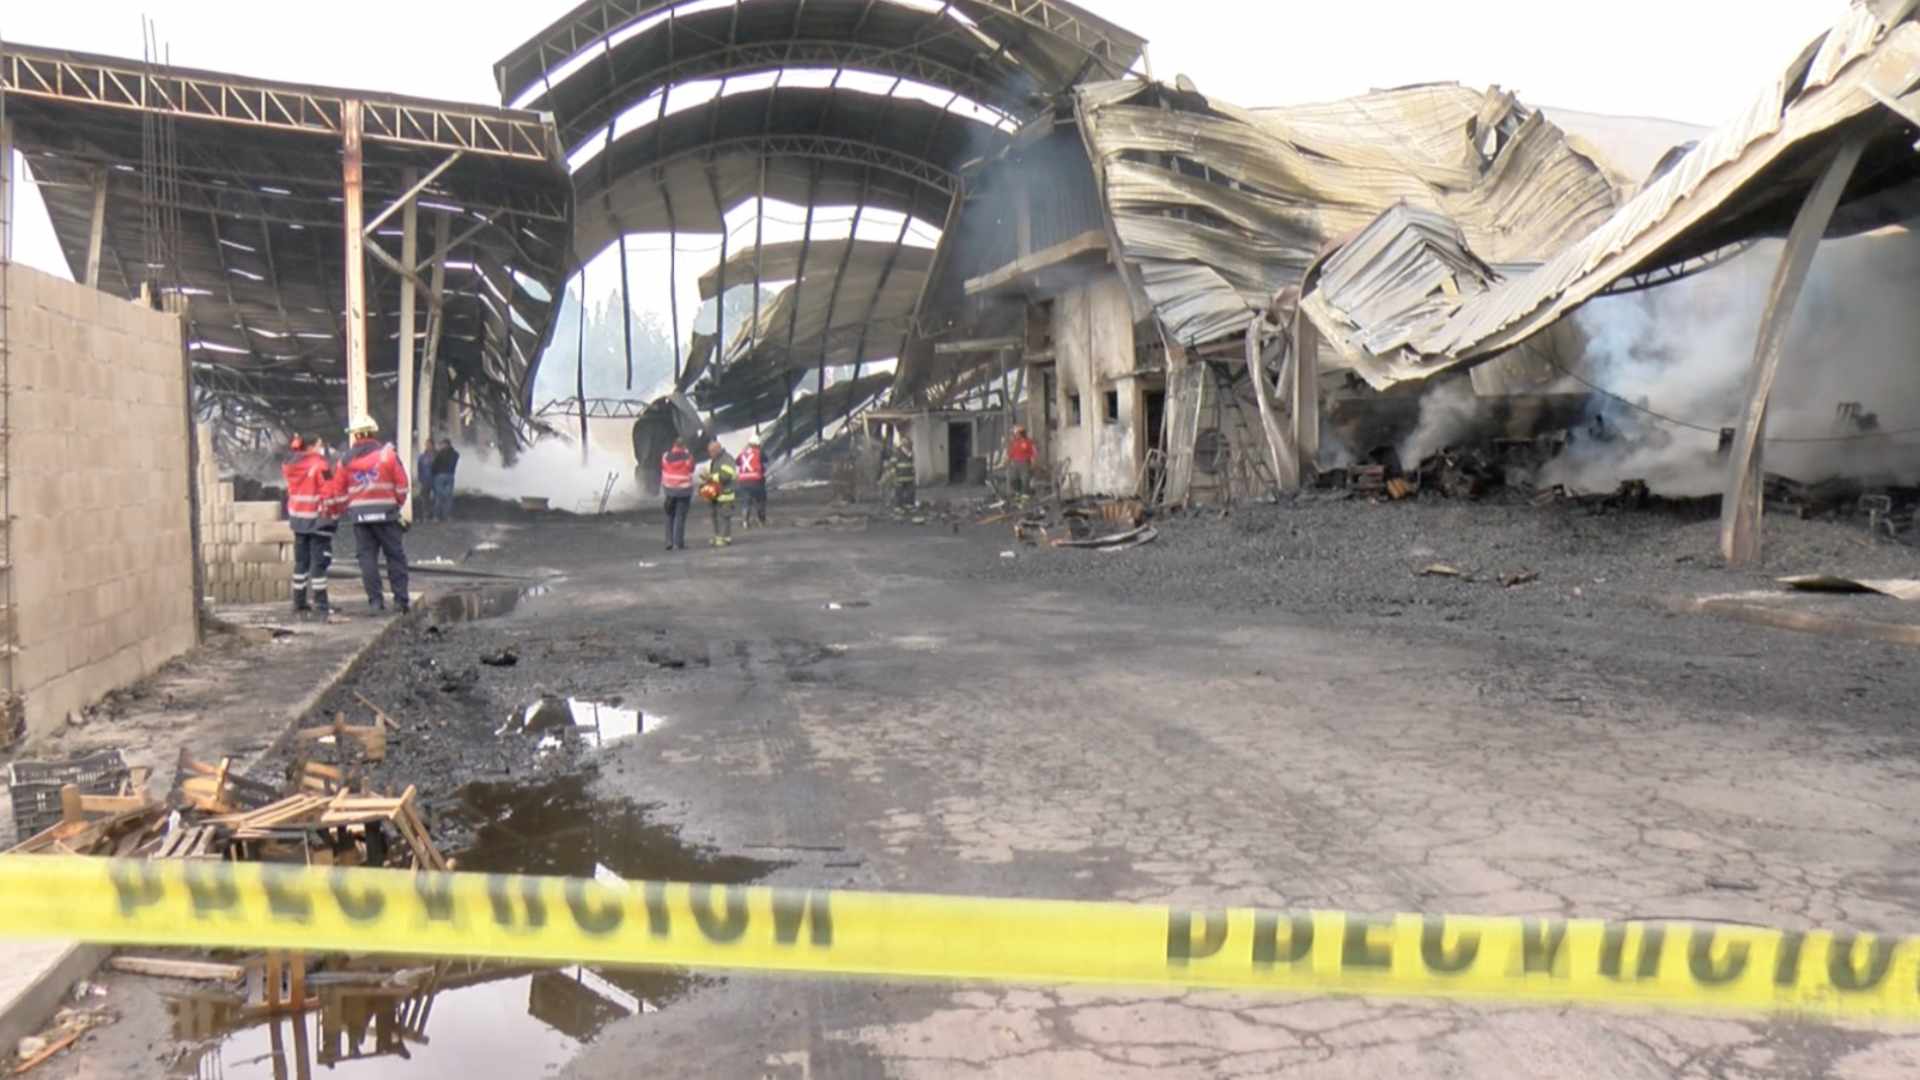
[[85, 168, 108, 288], [0, 117, 15, 263]]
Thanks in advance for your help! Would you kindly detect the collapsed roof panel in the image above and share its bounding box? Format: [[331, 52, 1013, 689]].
[[697, 238, 936, 300], [1074, 79, 1624, 355], [505, 0, 1145, 437], [1301, 2, 1920, 389]]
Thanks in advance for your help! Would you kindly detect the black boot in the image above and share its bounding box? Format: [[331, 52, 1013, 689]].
[[292, 585, 311, 617]]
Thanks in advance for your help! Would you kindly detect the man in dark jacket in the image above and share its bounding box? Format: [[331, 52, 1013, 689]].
[[430, 439, 460, 521], [415, 444, 436, 522]]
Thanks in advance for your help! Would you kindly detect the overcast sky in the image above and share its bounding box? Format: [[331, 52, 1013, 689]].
[[1, 0, 1852, 318]]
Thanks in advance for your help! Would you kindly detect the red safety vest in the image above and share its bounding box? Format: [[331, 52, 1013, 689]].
[[737, 445, 765, 484], [661, 448, 696, 494], [282, 450, 336, 531], [343, 438, 409, 522]]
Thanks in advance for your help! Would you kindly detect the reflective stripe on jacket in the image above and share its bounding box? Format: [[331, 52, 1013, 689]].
[[702, 461, 737, 503], [737, 446, 766, 484], [661, 449, 696, 494], [344, 439, 409, 522]]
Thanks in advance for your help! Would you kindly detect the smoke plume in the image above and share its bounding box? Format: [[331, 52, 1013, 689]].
[[1540, 228, 1920, 495], [1396, 377, 1483, 467], [454, 429, 644, 513]]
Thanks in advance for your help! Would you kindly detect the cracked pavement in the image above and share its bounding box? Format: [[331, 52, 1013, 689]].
[[535, 506, 1920, 1079]]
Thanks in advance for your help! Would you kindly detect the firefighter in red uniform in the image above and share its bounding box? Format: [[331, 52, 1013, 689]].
[[736, 437, 768, 529], [281, 435, 344, 618], [1007, 425, 1037, 500], [342, 414, 411, 614], [660, 436, 696, 551]]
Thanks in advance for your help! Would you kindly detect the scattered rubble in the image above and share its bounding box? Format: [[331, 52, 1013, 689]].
[[5, 697, 453, 1050], [10, 1006, 113, 1075]]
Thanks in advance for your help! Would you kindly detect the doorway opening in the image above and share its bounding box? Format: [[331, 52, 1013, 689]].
[[947, 421, 973, 484]]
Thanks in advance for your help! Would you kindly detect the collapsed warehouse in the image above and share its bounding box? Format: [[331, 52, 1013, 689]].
[[507, 0, 1920, 565], [6, 1, 1920, 560], [4, 4, 1920, 1073]]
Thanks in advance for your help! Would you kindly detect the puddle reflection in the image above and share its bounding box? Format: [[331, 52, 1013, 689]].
[[165, 778, 772, 1078]]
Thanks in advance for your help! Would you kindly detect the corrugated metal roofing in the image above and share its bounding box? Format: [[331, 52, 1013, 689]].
[[1305, 2, 1920, 389], [1073, 78, 1622, 356]]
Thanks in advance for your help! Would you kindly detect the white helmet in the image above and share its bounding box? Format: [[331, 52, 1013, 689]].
[[347, 412, 379, 436]]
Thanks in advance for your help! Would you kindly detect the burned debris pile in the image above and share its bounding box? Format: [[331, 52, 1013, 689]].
[[1303, 431, 1920, 546], [4, 699, 455, 1073]]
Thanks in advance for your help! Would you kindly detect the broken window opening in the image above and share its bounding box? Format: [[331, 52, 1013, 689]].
[[1104, 390, 1120, 424], [1067, 392, 1082, 427]]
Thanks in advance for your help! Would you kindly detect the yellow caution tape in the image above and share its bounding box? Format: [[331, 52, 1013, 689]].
[[3, 855, 1917, 1020]]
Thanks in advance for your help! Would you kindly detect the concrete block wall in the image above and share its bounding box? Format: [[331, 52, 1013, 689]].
[[194, 426, 295, 605], [4, 263, 199, 738]]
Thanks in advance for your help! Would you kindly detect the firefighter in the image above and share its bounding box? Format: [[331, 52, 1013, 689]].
[[1007, 425, 1037, 501], [342, 414, 411, 615], [736, 437, 768, 529], [281, 435, 342, 618], [660, 436, 696, 551], [890, 437, 916, 510], [699, 440, 737, 547]]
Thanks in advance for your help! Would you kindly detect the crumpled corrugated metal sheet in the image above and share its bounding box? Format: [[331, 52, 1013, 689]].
[[1303, 1, 1920, 389], [1300, 203, 1500, 372], [1075, 79, 1622, 353]]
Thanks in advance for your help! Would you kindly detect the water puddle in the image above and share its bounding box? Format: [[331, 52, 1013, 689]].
[[497, 697, 669, 753], [165, 776, 773, 1078], [429, 583, 551, 624]]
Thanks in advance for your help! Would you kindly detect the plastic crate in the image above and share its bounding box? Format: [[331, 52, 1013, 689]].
[[7, 749, 130, 843]]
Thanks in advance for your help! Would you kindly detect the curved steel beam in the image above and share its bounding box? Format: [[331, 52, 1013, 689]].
[[644, 133, 956, 196], [550, 39, 1018, 152], [496, 0, 1140, 106]]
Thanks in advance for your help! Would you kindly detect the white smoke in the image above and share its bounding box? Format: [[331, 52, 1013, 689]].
[[1396, 377, 1482, 466], [453, 429, 644, 513], [1539, 230, 1920, 495]]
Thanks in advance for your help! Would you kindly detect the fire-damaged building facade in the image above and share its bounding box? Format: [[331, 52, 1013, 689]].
[[906, 0, 1920, 563]]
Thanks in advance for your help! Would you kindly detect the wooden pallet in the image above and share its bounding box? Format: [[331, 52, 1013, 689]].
[[153, 823, 225, 860]]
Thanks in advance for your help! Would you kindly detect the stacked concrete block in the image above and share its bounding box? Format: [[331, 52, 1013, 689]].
[[4, 263, 199, 739], [193, 426, 296, 605]]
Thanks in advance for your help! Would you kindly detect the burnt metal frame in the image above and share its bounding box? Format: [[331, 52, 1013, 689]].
[[498, 0, 1137, 103], [2, 45, 557, 161], [4, 43, 572, 441], [1598, 240, 1759, 296], [534, 396, 655, 418], [550, 39, 1018, 153]]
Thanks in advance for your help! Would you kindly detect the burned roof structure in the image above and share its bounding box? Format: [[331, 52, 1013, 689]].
[[0, 43, 572, 441], [1072, 78, 1625, 381], [1298, 1, 1920, 388], [499, 0, 1146, 444]]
